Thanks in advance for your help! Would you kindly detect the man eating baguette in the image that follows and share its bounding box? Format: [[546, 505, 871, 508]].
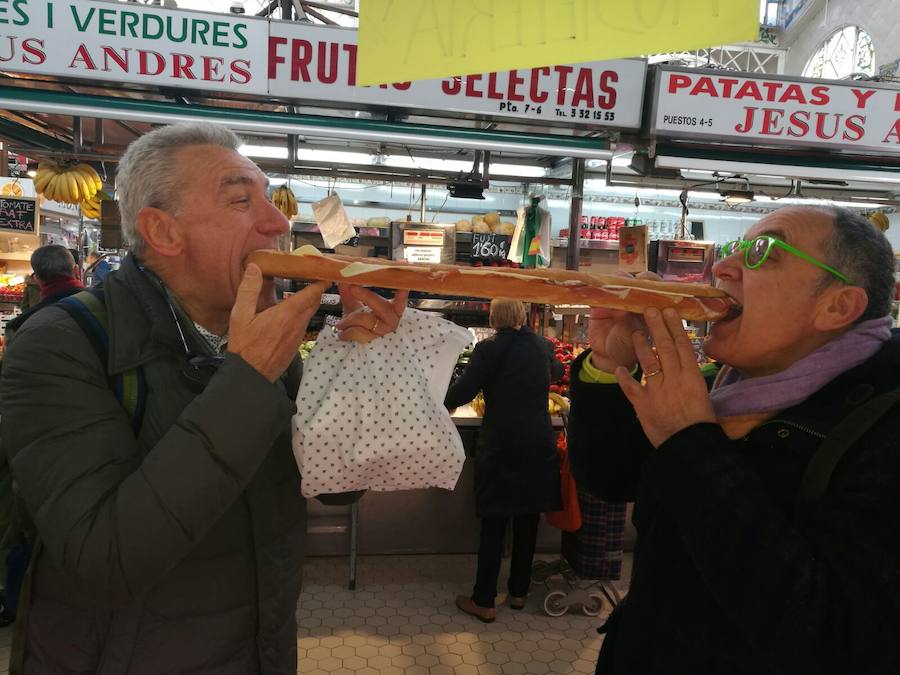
[[0, 122, 406, 674], [568, 206, 900, 675]]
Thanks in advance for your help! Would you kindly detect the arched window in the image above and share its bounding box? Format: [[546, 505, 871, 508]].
[[803, 26, 875, 80]]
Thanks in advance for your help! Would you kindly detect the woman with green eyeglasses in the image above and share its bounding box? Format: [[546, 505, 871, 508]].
[[567, 206, 900, 675]]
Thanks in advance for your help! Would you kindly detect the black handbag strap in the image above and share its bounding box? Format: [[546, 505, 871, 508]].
[[794, 389, 900, 526]]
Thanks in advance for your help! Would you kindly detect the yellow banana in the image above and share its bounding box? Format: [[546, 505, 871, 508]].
[[70, 169, 94, 202], [75, 164, 102, 193], [53, 172, 68, 203], [44, 173, 62, 202], [548, 392, 570, 413], [65, 171, 80, 203], [33, 169, 55, 194]]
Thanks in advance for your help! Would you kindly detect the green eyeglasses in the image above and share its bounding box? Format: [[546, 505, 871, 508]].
[[721, 235, 849, 283]]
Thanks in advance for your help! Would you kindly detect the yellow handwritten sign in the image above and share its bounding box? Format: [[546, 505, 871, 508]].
[[358, 0, 758, 85]]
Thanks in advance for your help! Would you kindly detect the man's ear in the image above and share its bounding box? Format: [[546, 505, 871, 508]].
[[136, 207, 184, 257], [814, 284, 869, 332]]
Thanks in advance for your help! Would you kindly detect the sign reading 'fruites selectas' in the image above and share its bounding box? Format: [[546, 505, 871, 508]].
[[267, 24, 647, 128], [1, 0, 269, 94]]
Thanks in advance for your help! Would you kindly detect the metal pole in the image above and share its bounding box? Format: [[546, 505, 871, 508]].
[[78, 213, 86, 282], [566, 158, 585, 271], [72, 116, 83, 154], [419, 183, 426, 222]]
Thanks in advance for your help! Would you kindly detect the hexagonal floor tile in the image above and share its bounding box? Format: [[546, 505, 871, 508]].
[[330, 646, 354, 660], [572, 658, 597, 673], [341, 656, 366, 671], [307, 646, 331, 661], [365, 655, 391, 669], [316, 656, 342, 672]]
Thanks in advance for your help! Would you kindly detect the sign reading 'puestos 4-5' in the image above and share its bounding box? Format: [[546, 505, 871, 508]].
[[0, 0, 645, 128], [653, 66, 900, 154]]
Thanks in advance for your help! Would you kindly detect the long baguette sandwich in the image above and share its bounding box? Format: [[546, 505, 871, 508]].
[[247, 247, 738, 322]]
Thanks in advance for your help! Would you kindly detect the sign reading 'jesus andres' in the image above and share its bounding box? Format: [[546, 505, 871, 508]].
[[0, 197, 39, 235]]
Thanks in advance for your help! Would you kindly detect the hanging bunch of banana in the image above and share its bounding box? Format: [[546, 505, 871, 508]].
[[271, 184, 298, 220], [868, 211, 890, 233], [81, 190, 112, 220], [33, 160, 103, 205]]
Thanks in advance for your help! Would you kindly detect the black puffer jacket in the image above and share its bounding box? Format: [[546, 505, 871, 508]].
[[445, 327, 563, 518], [0, 255, 306, 674], [568, 337, 900, 675]]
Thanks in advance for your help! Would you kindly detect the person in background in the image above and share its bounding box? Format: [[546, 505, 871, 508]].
[[18, 275, 40, 313], [5, 246, 84, 343], [0, 245, 85, 627], [0, 123, 407, 674], [445, 299, 563, 622], [86, 250, 113, 285], [568, 206, 900, 675]]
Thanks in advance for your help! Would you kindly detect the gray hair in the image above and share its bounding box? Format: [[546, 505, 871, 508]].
[[30, 244, 76, 281], [116, 123, 242, 254], [818, 207, 895, 322]]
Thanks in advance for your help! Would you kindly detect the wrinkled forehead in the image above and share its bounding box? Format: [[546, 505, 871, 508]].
[[175, 144, 267, 186], [743, 208, 834, 252]]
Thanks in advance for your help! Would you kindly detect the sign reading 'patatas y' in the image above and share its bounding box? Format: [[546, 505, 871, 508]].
[[654, 67, 900, 154], [1, 0, 268, 94]]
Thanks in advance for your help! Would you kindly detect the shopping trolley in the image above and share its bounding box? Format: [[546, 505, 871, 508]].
[[533, 412, 627, 616], [532, 487, 626, 616]]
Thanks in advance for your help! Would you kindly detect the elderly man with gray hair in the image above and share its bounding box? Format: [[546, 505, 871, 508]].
[[0, 123, 407, 674], [4, 245, 83, 343]]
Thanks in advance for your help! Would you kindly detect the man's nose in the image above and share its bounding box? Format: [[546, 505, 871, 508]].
[[259, 200, 291, 235]]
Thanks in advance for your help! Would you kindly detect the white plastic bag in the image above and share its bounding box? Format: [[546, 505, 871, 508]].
[[293, 308, 472, 497], [312, 193, 356, 249]]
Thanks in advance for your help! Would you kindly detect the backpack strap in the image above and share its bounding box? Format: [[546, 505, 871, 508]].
[[9, 290, 148, 674], [57, 289, 147, 435], [794, 389, 900, 527]]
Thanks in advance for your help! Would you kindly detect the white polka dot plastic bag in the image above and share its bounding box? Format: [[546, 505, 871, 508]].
[[293, 308, 472, 497]]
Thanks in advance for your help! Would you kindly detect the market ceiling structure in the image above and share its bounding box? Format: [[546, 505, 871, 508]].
[[0, 0, 899, 208]]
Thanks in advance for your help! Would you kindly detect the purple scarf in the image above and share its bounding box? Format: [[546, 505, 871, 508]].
[[709, 317, 894, 417]]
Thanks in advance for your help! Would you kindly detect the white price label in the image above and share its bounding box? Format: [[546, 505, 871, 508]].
[[405, 246, 442, 263]]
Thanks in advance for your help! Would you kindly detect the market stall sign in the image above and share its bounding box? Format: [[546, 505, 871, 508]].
[[0, 5, 646, 130], [471, 233, 510, 260], [0, 0, 269, 95], [266, 24, 647, 128], [0, 197, 39, 235], [653, 67, 900, 155], [355, 0, 757, 86]]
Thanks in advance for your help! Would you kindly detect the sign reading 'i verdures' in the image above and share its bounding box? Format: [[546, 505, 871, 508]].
[[0, 0, 268, 94]]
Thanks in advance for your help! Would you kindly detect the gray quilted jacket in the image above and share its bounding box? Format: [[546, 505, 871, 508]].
[[0, 255, 306, 674]]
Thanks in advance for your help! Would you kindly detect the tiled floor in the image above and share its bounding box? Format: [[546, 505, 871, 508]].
[[0, 553, 630, 674], [295, 553, 628, 674]]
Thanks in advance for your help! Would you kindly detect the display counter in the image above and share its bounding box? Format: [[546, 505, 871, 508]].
[[306, 410, 568, 558]]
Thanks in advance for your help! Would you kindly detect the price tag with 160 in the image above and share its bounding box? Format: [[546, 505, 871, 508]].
[[472, 233, 509, 260]]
